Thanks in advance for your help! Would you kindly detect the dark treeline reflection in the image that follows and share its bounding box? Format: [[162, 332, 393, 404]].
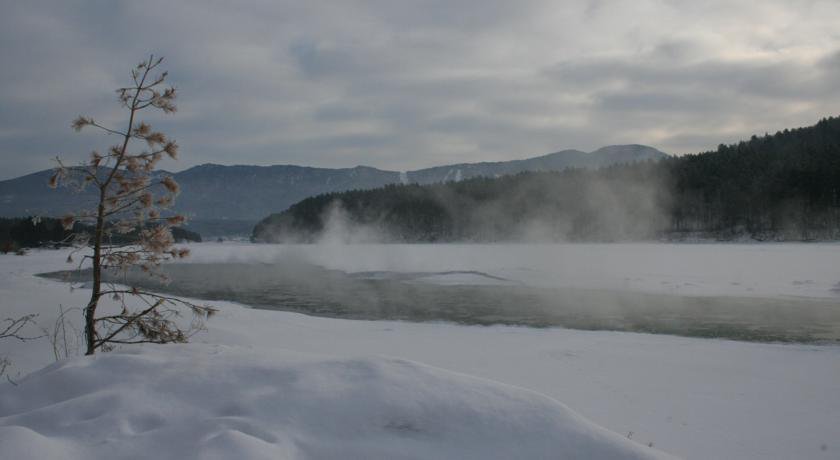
[[254, 116, 840, 242]]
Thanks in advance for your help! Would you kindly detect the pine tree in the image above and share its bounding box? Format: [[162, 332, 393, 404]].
[[51, 55, 214, 355]]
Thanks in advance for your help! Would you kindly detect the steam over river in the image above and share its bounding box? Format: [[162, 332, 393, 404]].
[[42, 243, 840, 343]]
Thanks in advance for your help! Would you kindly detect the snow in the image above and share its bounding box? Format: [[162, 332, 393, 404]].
[[2, 243, 840, 459], [0, 345, 668, 460]]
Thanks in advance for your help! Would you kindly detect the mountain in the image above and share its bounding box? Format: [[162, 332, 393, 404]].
[[170, 164, 401, 226], [252, 117, 840, 243], [0, 165, 401, 235], [406, 145, 665, 184], [0, 145, 667, 235]]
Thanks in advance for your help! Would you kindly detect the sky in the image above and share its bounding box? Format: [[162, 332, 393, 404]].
[[1, 0, 839, 180]]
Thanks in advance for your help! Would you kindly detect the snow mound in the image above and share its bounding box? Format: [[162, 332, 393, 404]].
[[0, 344, 670, 460]]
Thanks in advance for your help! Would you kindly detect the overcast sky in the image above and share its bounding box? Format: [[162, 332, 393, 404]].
[[1, 0, 839, 179]]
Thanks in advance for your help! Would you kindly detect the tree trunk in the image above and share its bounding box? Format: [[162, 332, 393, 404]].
[[84, 189, 106, 355]]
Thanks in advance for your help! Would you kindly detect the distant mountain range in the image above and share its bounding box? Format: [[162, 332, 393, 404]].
[[0, 144, 667, 235], [405, 145, 666, 183]]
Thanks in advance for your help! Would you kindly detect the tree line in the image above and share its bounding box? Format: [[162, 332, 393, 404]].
[[1, 216, 201, 253]]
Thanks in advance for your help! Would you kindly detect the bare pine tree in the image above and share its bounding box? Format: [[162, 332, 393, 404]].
[[50, 55, 214, 356]]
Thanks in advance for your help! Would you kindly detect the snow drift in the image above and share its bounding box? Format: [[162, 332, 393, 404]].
[[0, 344, 671, 460]]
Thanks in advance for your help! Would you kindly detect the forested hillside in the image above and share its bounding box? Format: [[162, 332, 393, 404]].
[[253, 117, 840, 242]]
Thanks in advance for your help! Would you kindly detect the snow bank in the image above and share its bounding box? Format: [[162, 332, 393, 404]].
[[0, 344, 669, 460]]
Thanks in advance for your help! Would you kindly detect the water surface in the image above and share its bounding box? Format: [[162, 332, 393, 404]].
[[41, 260, 840, 343]]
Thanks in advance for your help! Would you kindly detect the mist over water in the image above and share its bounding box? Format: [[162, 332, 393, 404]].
[[42, 243, 840, 343]]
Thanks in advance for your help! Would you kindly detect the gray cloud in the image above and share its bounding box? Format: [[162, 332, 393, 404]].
[[1, 0, 839, 179]]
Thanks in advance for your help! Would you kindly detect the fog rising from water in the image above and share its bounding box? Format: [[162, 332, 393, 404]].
[[260, 167, 676, 244]]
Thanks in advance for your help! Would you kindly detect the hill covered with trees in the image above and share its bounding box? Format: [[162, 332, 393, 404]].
[[253, 116, 840, 242]]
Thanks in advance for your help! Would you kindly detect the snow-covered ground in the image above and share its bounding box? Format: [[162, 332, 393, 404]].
[[1, 346, 668, 460], [2, 243, 840, 459]]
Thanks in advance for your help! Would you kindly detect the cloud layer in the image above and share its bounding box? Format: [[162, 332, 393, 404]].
[[1, 0, 839, 179]]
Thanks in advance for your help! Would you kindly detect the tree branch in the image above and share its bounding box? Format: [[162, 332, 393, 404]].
[[1, 315, 44, 342]]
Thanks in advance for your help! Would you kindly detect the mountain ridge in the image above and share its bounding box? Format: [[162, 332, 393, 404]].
[[0, 144, 667, 234]]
